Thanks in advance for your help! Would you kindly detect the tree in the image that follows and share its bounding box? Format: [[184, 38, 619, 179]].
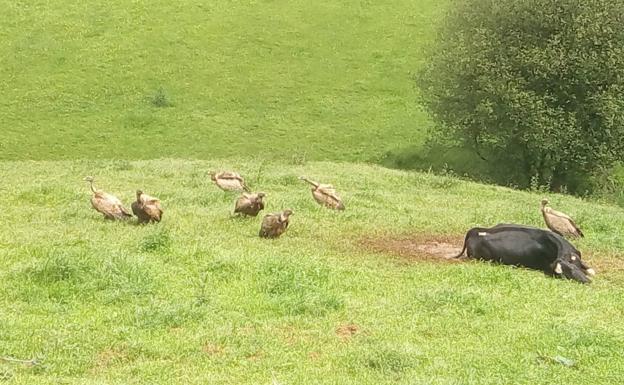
[[417, 0, 624, 192]]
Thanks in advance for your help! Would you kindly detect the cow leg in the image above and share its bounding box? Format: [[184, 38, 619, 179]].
[[580, 261, 596, 276]]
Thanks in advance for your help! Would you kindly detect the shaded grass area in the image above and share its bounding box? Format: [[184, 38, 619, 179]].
[[383, 143, 624, 209], [0, 159, 623, 384], [0, 0, 443, 162], [381, 142, 492, 183]]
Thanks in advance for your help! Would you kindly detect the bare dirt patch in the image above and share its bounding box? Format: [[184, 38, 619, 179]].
[[358, 233, 624, 283], [588, 254, 624, 276], [246, 350, 265, 361], [202, 343, 225, 356], [91, 347, 129, 373], [359, 233, 464, 263], [336, 323, 360, 341]]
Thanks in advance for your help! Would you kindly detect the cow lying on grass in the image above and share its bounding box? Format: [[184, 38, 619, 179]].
[[455, 224, 595, 283]]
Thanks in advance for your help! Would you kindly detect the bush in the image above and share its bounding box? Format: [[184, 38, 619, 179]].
[[149, 87, 172, 108], [417, 0, 624, 193]]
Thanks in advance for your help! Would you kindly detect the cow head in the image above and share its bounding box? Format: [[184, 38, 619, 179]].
[[551, 253, 594, 284]]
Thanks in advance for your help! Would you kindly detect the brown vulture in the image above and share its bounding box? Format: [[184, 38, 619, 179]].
[[540, 198, 584, 238], [84, 176, 132, 220], [259, 209, 293, 238], [299, 176, 345, 210]]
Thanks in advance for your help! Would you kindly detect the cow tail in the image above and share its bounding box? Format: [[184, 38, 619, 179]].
[[453, 233, 469, 258]]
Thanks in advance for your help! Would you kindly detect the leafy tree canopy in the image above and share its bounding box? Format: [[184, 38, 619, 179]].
[[418, 0, 624, 192]]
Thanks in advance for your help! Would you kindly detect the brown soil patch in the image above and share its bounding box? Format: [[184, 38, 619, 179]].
[[588, 254, 624, 275], [202, 343, 225, 356], [359, 233, 464, 263], [336, 323, 360, 341], [246, 351, 265, 361], [91, 347, 129, 373], [308, 351, 322, 361], [359, 233, 624, 281], [277, 325, 312, 347]]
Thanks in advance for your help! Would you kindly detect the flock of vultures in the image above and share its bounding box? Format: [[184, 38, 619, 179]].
[[84, 171, 595, 284], [84, 172, 342, 238]]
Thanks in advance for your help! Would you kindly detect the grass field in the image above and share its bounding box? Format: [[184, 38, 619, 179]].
[[0, 0, 442, 162], [1, 159, 624, 384], [3, 1, 624, 383]]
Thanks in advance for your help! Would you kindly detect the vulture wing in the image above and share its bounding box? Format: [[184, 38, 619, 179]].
[[259, 214, 279, 238], [214, 172, 248, 191], [143, 203, 163, 221], [92, 193, 131, 219], [118, 204, 133, 218], [315, 185, 345, 210], [545, 210, 583, 238], [218, 171, 242, 180], [132, 201, 160, 223], [548, 207, 574, 222], [131, 200, 142, 217], [143, 196, 162, 212], [317, 185, 341, 202], [235, 195, 252, 213], [139, 193, 160, 204]]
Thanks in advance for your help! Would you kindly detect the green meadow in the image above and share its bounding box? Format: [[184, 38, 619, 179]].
[[0, 160, 624, 384], [1, 0, 440, 162], [2, 1, 624, 384], [2, 159, 624, 384]]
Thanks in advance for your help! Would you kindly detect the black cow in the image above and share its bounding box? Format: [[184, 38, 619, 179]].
[[455, 224, 595, 283]]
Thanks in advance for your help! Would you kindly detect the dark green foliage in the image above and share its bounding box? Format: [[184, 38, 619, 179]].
[[149, 87, 172, 108], [140, 228, 172, 252], [418, 0, 624, 192], [363, 348, 415, 374], [258, 261, 344, 316], [591, 162, 624, 206], [415, 289, 490, 316], [133, 302, 206, 329], [22, 251, 84, 284]]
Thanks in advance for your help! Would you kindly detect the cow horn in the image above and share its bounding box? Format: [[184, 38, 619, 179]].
[[586, 268, 596, 276], [554, 263, 563, 275]]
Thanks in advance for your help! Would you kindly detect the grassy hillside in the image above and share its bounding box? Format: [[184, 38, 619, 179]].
[[0, 0, 442, 162], [5, 1, 623, 383], [1, 159, 623, 384]]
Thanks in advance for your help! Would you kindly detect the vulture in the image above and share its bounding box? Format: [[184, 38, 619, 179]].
[[540, 198, 584, 238], [84, 176, 132, 220], [131, 190, 163, 224], [234, 192, 266, 217], [209, 171, 250, 192], [299, 176, 345, 210], [259, 209, 293, 238]]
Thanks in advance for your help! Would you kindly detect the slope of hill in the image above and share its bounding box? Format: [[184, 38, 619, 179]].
[[1, 159, 623, 384], [1, 0, 442, 161]]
